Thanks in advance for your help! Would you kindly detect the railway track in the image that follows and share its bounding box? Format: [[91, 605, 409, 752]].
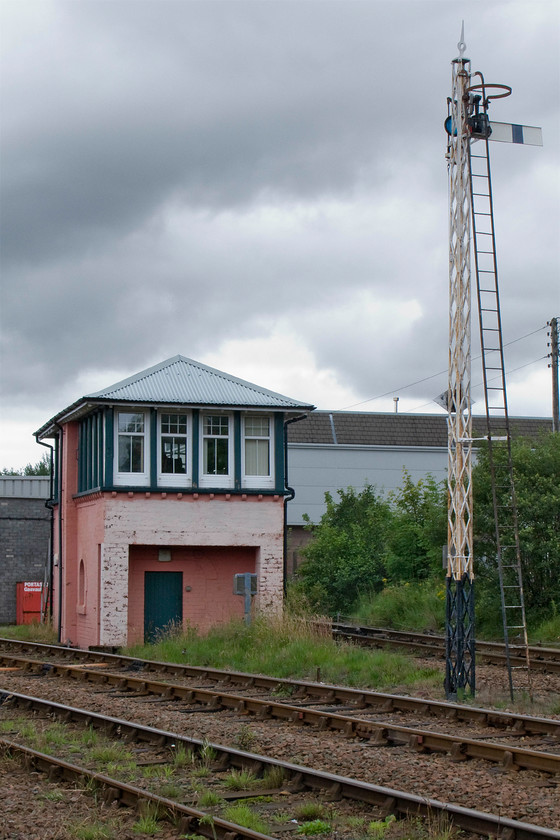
[[1, 650, 559, 774], [331, 623, 560, 674], [1, 637, 559, 835], [1, 690, 559, 840], [1, 637, 559, 732]]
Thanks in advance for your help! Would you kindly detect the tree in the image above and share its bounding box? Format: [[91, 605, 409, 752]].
[[297, 485, 391, 615], [385, 472, 447, 583], [1, 453, 51, 476], [473, 432, 560, 619]]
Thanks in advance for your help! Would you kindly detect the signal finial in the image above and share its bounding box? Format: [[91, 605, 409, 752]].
[[457, 21, 467, 57]]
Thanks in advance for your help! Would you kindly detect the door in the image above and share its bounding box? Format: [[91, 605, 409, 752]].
[[144, 571, 183, 643]]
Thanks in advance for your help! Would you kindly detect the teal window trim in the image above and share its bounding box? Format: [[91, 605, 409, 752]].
[[78, 411, 104, 492], [96, 411, 103, 487], [92, 413, 98, 488], [86, 415, 92, 490], [234, 412, 241, 489], [274, 413, 285, 492], [78, 421, 84, 493], [105, 408, 114, 487], [191, 409, 199, 487], [150, 408, 157, 489]]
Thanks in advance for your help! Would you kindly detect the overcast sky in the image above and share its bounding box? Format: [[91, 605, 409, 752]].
[[1, 0, 558, 469]]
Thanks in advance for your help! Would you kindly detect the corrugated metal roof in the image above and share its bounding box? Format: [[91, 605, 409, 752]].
[[288, 411, 552, 447], [0, 476, 51, 499], [86, 356, 314, 409], [36, 356, 314, 437]]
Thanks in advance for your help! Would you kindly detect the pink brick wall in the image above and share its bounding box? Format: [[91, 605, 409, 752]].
[[127, 545, 256, 643]]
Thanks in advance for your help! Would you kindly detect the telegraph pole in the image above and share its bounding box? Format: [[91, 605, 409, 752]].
[[550, 317, 559, 432]]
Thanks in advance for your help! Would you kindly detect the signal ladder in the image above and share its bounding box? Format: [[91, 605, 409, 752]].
[[468, 133, 531, 700]]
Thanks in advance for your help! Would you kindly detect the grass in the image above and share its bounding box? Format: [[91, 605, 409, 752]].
[[0, 621, 58, 643], [297, 820, 331, 835], [124, 614, 440, 692], [353, 581, 445, 633], [223, 768, 258, 790], [531, 612, 560, 645], [69, 822, 114, 840], [222, 803, 269, 834], [197, 789, 222, 807]]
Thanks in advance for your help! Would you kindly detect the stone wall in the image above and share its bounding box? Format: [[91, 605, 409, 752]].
[[0, 489, 51, 624]]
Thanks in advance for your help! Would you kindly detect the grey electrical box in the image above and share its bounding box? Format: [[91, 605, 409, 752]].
[[233, 573, 257, 596]]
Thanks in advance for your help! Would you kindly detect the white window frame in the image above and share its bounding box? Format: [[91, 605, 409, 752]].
[[114, 409, 150, 487], [242, 413, 274, 488], [199, 412, 234, 488], [157, 410, 192, 487]]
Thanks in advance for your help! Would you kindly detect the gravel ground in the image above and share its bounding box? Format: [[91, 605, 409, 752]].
[[1, 658, 559, 837]]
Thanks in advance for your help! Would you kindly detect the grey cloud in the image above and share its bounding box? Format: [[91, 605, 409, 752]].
[[0, 0, 558, 430]]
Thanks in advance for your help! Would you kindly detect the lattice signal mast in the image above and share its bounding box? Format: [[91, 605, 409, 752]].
[[444, 27, 542, 700]]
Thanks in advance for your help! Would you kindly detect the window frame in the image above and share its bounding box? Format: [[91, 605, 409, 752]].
[[242, 413, 275, 488], [114, 409, 150, 487], [199, 411, 234, 488], [157, 409, 192, 487]]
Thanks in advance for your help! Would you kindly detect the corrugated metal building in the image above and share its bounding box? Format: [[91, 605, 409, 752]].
[[285, 412, 552, 568]]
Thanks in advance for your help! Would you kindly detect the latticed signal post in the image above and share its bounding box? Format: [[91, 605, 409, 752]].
[[445, 34, 475, 699], [443, 30, 542, 701]]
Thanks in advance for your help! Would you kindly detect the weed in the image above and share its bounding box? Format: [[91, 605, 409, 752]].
[[224, 768, 258, 790], [192, 765, 211, 779], [223, 803, 269, 834], [295, 802, 326, 821], [90, 744, 134, 765], [367, 814, 396, 838], [199, 738, 216, 767], [133, 804, 161, 835], [233, 724, 257, 751], [159, 782, 182, 799], [199, 815, 217, 840], [69, 821, 113, 840], [41, 722, 71, 748], [170, 743, 194, 768], [81, 727, 98, 748], [41, 789, 66, 802], [197, 789, 222, 807], [262, 765, 285, 789], [297, 819, 331, 835]]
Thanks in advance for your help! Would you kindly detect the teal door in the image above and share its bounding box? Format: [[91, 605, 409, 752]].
[[144, 571, 183, 643]]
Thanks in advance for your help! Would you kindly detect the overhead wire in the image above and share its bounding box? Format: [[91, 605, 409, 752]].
[[334, 323, 548, 412]]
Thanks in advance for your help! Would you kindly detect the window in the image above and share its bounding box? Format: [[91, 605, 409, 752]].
[[200, 413, 233, 486], [158, 412, 191, 486], [78, 558, 86, 614], [115, 410, 150, 486], [243, 414, 274, 487], [161, 413, 187, 474]]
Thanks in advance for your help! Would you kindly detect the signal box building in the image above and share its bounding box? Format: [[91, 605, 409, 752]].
[[35, 356, 313, 648]]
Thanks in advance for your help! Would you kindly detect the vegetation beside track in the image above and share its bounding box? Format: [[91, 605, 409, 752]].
[[124, 614, 441, 692]]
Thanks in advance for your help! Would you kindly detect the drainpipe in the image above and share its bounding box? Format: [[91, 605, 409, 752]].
[[283, 414, 309, 596], [34, 435, 55, 623], [54, 423, 64, 642]]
